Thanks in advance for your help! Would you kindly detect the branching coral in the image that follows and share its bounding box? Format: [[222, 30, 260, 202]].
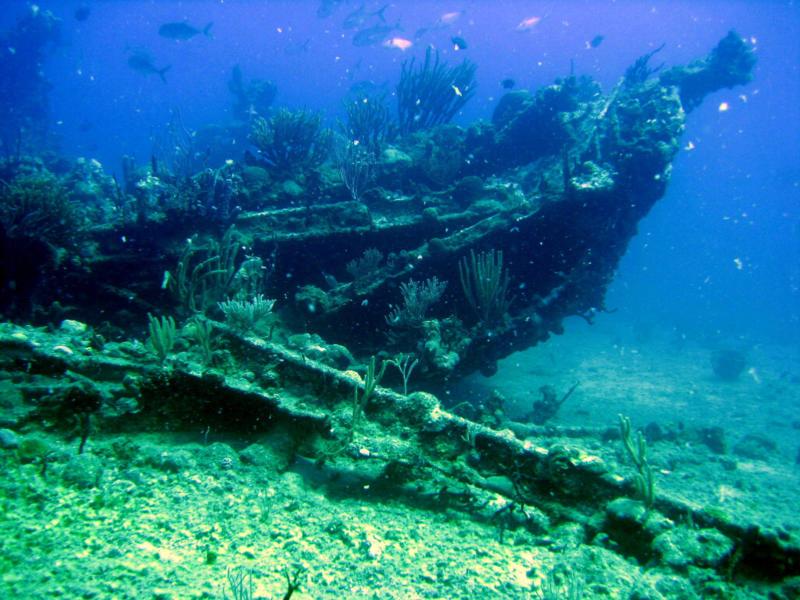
[[386, 277, 447, 329], [336, 140, 376, 202], [342, 92, 397, 155], [346, 248, 383, 292], [0, 172, 83, 248], [250, 108, 331, 175], [397, 47, 476, 135]]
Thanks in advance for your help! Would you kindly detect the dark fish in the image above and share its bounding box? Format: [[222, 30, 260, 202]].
[[74, 5, 90, 22], [452, 36, 468, 50], [352, 22, 400, 47], [414, 27, 429, 40], [343, 3, 388, 30], [284, 38, 311, 55], [127, 50, 171, 82], [158, 21, 213, 41], [501, 78, 515, 89], [78, 119, 93, 132], [589, 35, 605, 48]]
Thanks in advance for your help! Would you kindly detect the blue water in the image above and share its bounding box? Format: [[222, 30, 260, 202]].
[[3, 0, 798, 344]]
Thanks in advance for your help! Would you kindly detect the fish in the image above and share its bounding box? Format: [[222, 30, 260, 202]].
[[383, 37, 412, 51], [284, 38, 311, 55], [516, 16, 542, 32], [353, 22, 401, 47], [589, 34, 605, 48], [438, 11, 464, 26], [451, 36, 468, 50], [74, 4, 90, 21], [127, 50, 171, 82], [416, 10, 464, 39], [343, 3, 388, 30], [158, 21, 213, 41], [501, 78, 515, 89]]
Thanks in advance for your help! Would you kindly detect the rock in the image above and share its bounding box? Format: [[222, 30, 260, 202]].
[[381, 146, 412, 166], [243, 430, 295, 472], [62, 453, 104, 489], [603, 498, 673, 560], [17, 437, 51, 463], [239, 443, 274, 467], [198, 442, 239, 471], [59, 319, 88, 335], [287, 333, 354, 369], [0, 428, 19, 449], [491, 89, 533, 129], [733, 433, 776, 461], [141, 446, 196, 473], [698, 426, 726, 454], [710, 349, 747, 380], [570, 160, 616, 194], [653, 527, 734, 569], [281, 179, 304, 197]]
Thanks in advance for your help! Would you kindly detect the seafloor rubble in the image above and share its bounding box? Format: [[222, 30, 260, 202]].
[[2, 23, 795, 598]]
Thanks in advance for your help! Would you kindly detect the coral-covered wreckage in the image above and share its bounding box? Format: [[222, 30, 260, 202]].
[[5, 27, 797, 594]]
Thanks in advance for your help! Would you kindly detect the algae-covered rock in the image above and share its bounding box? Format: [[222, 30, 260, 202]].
[[0, 428, 19, 449], [140, 445, 196, 473], [241, 165, 270, 192], [398, 391, 440, 426], [198, 442, 239, 471], [377, 146, 413, 188], [733, 433, 776, 461], [491, 90, 534, 129], [381, 146, 412, 167], [281, 179, 304, 198], [571, 161, 616, 194], [17, 437, 51, 463], [287, 333, 355, 369], [653, 527, 734, 570], [62, 453, 104, 488], [603, 497, 673, 560], [422, 317, 470, 375], [451, 175, 484, 207], [59, 319, 88, 335], [240, 430, 298, 473], [295, 284, 341, 317]]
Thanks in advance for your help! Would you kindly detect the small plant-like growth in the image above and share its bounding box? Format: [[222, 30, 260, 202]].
[[458, 249, 512, 326], [350, 355, 387, 440], [619, 414, 656, 507], [218, 294, 275, 334], [147, 314, 177, 363]]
